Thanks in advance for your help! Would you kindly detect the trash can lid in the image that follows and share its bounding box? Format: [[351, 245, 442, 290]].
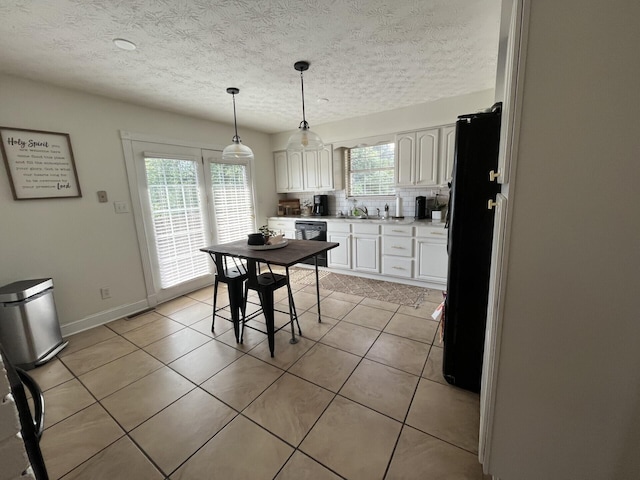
[[0, 279, 53, 302]]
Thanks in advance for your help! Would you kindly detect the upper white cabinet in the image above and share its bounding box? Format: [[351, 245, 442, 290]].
[[395, 128, 439, 187], [396, 124, 456, 188], [438, 124, 456, 186], [274, 150, 303, 192], [275, 145, 334, 193]]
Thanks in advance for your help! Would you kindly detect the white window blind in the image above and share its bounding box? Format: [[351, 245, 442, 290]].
[[346, 143, 396, 196], [144, 157, 210, 288], [210, 162, 254, 243]]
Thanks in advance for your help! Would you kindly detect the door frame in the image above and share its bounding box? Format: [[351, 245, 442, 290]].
[[120, 130, 251, 307]]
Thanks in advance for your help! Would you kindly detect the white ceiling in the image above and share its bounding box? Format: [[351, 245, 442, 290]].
[[0, 0, 501, 134]]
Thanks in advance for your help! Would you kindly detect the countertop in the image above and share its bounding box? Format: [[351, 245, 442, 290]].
[[268, 215, 446, 227]]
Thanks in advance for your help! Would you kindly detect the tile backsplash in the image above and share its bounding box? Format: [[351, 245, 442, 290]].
[[285, 187, 450, 219]]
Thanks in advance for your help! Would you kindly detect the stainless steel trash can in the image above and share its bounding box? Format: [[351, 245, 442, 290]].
[[0, 278, 68, 370]]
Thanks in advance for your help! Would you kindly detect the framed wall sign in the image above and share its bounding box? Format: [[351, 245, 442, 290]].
[[0, 127, 82, 200]]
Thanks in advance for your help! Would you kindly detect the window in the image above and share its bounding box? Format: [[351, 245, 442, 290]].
[[144, 156, 210, 289], [209, 161, 254, 244], [345, 143, 395, 197]]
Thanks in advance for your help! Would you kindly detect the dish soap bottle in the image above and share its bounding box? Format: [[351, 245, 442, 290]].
[[384, 203, 389, 219]]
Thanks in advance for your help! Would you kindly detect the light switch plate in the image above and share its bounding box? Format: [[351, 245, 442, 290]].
[[97, 190, 108, 203], [114, 201, 129, 214]]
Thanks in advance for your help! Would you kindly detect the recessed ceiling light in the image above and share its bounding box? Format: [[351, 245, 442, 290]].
[[113, 38, 137, 51], [317, 97, 330, 104]]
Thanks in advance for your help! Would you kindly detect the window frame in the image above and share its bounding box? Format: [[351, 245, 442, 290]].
[[344, 142, 396, 198]]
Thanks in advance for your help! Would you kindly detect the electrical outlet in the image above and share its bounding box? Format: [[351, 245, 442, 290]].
[[100, 287, 111, 299]]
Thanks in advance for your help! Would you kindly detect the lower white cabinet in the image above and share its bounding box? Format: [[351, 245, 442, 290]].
[[353, 223, 380, 273], [327, 222, 351, 269], [382, 224, 414, 278], [267, 218, 297, 240], [415, 226, 448, 283]]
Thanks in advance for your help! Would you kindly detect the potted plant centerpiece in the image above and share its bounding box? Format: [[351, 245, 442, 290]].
[[259, 224, 277, 243]]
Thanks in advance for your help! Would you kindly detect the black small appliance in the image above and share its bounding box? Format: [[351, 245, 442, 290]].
[[313, 194, 329, 216], [415, 196, 427, 219]]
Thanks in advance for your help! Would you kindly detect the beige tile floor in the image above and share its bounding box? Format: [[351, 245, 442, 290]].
[[28, 280, 489, 480]]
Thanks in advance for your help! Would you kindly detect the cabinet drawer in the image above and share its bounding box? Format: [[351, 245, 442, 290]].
[[415, 226, 448, 239], [327, 221, 351, 233], [382, 256, 413, 278], [382, 225, 413, 236], [268, 219, 296, 231], [382, 236, 413, 257], [353, 223, 380, 235]]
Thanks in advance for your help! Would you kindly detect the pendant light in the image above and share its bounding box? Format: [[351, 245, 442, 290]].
[[286, 61, 323, 153], [222, 87, 254, 160]]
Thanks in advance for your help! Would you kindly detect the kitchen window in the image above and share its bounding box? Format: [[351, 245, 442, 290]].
[[345, 143, 395, 197]]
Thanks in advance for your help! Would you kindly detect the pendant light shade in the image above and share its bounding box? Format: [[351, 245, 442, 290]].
[[286, 61, 323, 153], [222, 87, 254, 161]]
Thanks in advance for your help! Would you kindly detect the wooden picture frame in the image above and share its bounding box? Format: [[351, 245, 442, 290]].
[[0, 127, 82, 200]]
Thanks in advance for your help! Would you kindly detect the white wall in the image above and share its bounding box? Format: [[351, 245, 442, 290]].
[[270, 89, 495, 150], [489, 1, 640, 479], [0, 74, 276, 333]]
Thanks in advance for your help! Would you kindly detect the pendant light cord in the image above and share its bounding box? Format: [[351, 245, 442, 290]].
[[232, 93, 240, 142], [299, 70, 309, 130]]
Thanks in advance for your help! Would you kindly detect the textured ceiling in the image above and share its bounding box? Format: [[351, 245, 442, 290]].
[[0, 0, 501, 134]]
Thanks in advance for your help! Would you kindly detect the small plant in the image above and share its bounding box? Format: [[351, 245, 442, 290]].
[[259, 225, 277, 238]]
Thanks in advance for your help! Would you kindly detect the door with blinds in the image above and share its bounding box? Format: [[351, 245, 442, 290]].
[[127, 140, 255, 304]]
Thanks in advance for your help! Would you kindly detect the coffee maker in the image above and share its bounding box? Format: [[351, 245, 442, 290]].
[[313, 194, 329, 216], [415, 196, 427, 220]]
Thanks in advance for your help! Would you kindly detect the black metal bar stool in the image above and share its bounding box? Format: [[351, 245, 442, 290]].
[[241, 261, 301, 356], [208, 252, 248, 342]]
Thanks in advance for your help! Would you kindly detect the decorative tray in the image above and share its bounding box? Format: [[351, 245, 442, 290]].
[[247, 239, 289, 250]]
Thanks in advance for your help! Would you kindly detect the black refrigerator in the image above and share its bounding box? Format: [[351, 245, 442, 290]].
[[443, 103, 502, 393]]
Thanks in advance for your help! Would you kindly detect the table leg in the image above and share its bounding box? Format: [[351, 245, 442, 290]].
[[227, 279, 244, 343], [315, 256, 322, 323], [260, 290, 277, 357], [285, 266, 299, 344]]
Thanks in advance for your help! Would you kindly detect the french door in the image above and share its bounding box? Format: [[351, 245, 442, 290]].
[[127, 140, 255, 304]]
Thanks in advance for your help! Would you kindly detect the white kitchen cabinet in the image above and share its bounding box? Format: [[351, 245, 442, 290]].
[[438, 124, 456, 186], [268, 218, 297, 240], [415, 226, 448, 284], [395, 128, 439, 187], [381, 224, 414, 278], [353, 223, 380, 273], [275, 145, 333, 193], [303, 145, 334, 191], [274, 150, 303, 193], [327, 222, 351, 270]]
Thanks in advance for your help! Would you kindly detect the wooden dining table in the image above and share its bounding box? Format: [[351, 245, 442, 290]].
[[200, 239, 338, 356]]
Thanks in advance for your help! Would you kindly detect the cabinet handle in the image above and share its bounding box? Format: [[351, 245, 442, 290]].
[[392, 266, 405, 270], [391, 246, 405, 249], [489, 170, 501, 182], [429, 231, 446, 236], [488, 199, 497, 210], [391, 229, 405, 232]]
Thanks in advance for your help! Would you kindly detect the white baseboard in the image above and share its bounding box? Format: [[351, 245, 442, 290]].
[[60, 299, 151, 337]]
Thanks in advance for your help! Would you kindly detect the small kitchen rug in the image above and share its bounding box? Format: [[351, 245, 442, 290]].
[[287, 267, 434, 307]]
